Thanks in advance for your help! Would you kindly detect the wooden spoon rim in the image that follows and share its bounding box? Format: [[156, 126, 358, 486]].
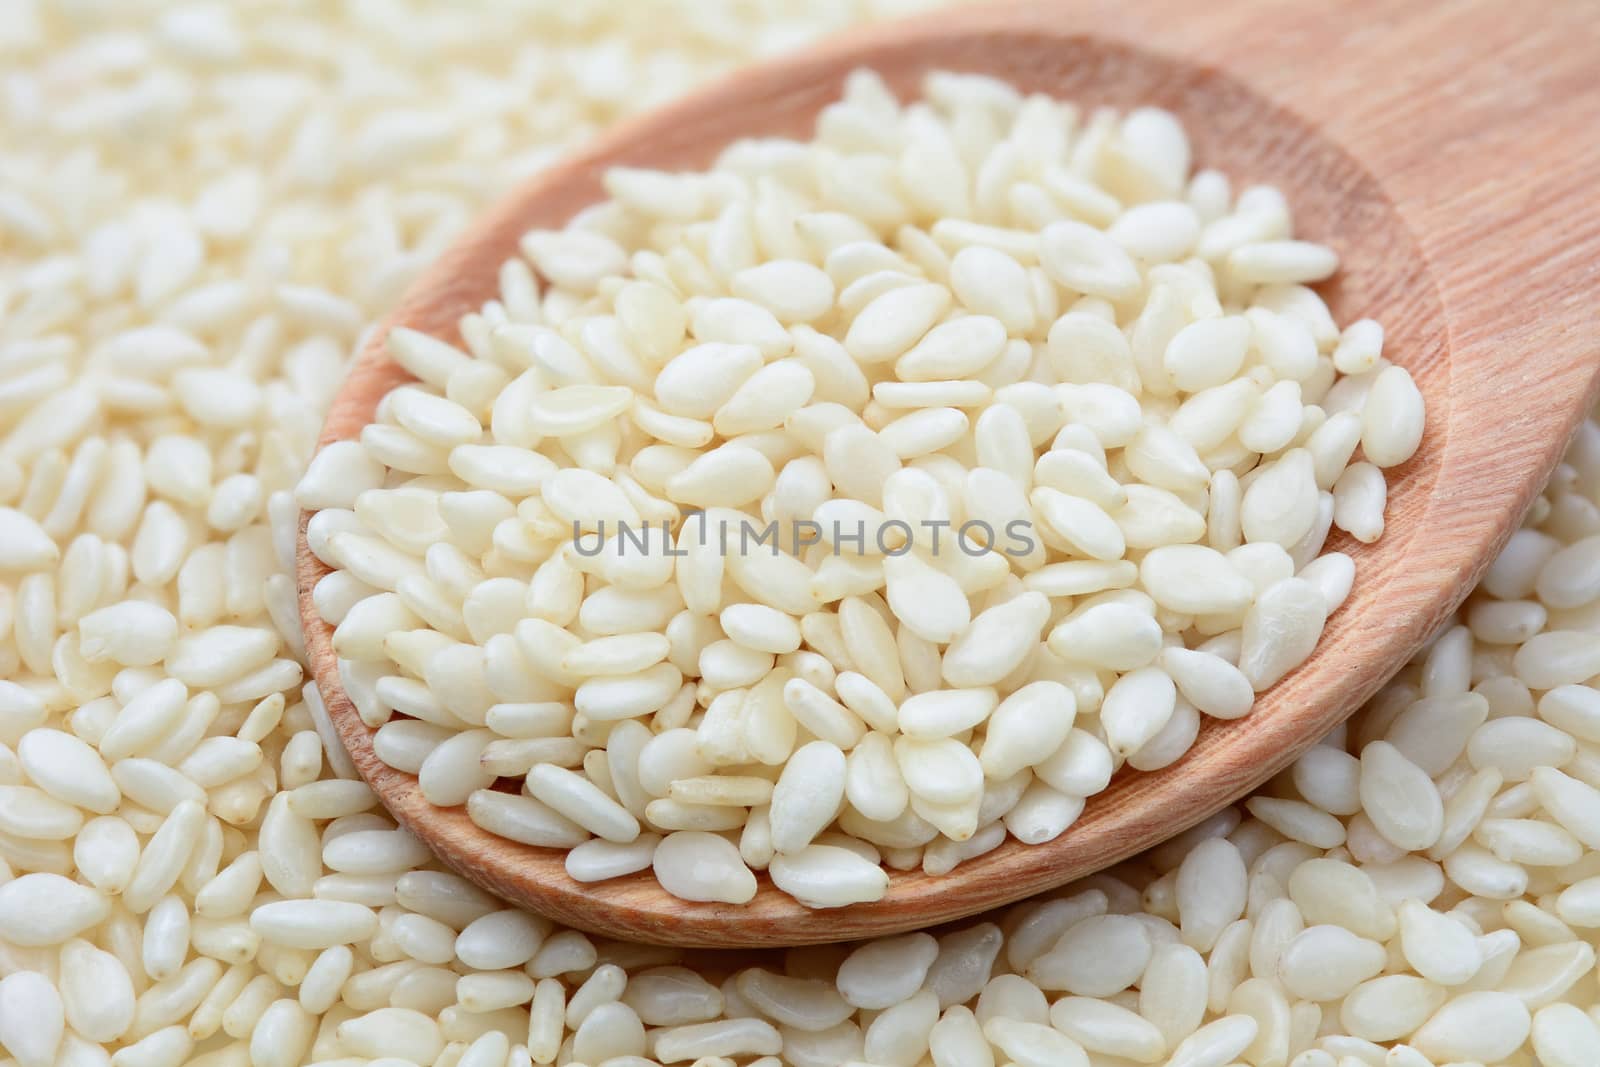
[[298, 1, 1600, 946]]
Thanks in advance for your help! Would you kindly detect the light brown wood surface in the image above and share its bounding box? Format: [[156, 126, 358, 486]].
[[298, 0, 1600, 946]]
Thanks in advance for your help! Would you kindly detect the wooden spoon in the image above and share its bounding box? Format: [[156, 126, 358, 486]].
[[298, 0, 1600, 947]]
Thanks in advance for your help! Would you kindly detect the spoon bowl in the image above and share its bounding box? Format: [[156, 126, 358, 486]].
[[299, 0, 1600, 946]]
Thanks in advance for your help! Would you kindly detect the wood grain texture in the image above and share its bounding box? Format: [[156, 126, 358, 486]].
[[297, 0, 1600, 947]]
